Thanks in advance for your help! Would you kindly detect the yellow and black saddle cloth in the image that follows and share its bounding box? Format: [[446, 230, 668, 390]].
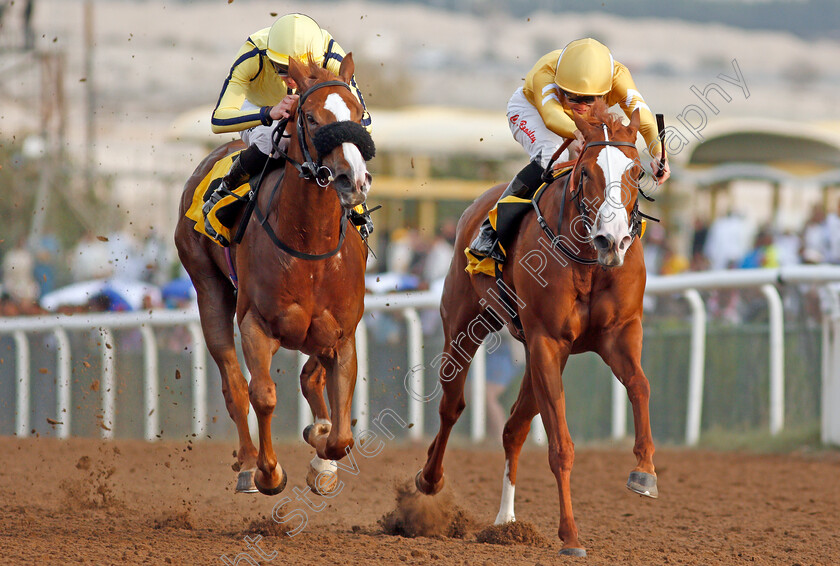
[[465, 167, 572, 276], [185, 150, 254, 247], [185, 151, 369, 247]]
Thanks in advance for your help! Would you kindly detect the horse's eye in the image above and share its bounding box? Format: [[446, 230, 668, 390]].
[[306, 114, 318, 126]]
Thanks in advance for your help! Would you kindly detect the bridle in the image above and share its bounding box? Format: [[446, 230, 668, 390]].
[[532, 128, 656, 265], [247, 79, 374, 261]]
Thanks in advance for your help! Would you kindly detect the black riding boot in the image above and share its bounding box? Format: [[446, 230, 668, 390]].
[[469, 159, 545, 262], [202, 146, 265, 246]]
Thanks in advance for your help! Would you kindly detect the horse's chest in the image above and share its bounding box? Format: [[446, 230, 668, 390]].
[[266, 304, 344, 354]]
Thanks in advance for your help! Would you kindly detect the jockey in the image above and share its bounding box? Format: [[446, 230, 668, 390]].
[[205, 13, 373, 246], [470, 38, 671, 263]]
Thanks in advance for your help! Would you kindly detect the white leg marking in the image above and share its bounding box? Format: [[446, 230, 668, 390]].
[[310, 455, 338, 474], [494, 460, 516, 525]]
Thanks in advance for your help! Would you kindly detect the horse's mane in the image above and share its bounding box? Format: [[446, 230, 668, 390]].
[[296, 56, 340, 83], [577, 99, 624, 132]]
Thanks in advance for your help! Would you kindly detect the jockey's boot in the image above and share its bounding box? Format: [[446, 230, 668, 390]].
[[349, 203, 375, 240], [469, 159, 545, 263], [202, 154, 252, 247]]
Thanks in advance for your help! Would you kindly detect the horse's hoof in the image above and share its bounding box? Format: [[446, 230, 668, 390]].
[[235, 468, 259, 494], [626, 471, 658, 499], [254, 464, 287, 496], [414, 469, 444, 496], [306, 464, 340, 496], [303, 421, 331, 446], [558, 547, 587, 557]]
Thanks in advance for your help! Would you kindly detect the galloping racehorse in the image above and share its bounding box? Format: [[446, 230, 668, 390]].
[[415, 101, 657, 556], [174, 55, 373, 496]]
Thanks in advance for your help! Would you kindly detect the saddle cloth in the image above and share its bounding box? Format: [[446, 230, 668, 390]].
[[186, 152, 371, 248], [464, 166, 646, 276], [185, 150, 252, 247]]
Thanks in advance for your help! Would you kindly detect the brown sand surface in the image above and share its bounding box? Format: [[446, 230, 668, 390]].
[[1, 436, 838, 565]]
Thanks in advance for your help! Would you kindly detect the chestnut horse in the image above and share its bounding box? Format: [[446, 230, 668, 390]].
[[415, 102, 657, 556], [174, 55, 372, 496]]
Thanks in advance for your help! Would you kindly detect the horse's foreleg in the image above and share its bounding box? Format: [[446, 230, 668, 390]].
[[240, 313, 287, 496], [318, 335, 358, 462], [599, 320, 657, 498], [529, 333, 585, 557], [299, 355, 340, 494], [496, 361, 537, 525]]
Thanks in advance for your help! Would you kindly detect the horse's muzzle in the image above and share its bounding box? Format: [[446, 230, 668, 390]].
[[592, 232, 630, 267], [334, 171, 370, 208]]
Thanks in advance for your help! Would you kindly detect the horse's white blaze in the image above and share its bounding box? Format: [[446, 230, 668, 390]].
[[592, 142, 634, 260], [324, 92, 352, 121], [342, 142, 370, 194], [494, 460, 516, 525]]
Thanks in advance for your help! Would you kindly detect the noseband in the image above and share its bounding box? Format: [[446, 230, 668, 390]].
[[250, 79, 375, 260], [532, 134, 645, 265], [278, 80, 376, 187]]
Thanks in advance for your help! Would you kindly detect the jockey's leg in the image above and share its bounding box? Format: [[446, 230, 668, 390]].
[[202, 144, 267, 245], [469, 159, 544, 262]]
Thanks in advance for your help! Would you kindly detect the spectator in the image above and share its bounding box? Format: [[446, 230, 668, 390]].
[[740, 227, 779, 269], [1, 236, 39, 306]]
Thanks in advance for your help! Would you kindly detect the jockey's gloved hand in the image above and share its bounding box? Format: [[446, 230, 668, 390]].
[[650, 156, 670, 185]]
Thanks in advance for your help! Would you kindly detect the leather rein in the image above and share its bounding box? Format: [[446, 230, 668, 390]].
[[252, 80, 358, 261], [532, 134, 656, 265]]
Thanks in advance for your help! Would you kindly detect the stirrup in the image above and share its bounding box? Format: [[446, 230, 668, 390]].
[[202, 186, 231, 247], [349, 204, 376, 241]]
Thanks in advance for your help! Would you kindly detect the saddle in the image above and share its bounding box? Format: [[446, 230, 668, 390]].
[[465, 167, 573, 277], [185, 150, 255, 246]]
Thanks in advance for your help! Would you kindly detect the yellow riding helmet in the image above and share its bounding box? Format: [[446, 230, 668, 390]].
[[266, 13, 324, 65], [553, 38, 614, 96]]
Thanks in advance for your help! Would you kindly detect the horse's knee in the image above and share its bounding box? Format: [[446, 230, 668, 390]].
[[249, 381, 276, 414], [547, 442, 575, 473], [624, 375, 650, 404]]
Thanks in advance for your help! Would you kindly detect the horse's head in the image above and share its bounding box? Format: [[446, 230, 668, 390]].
[[570, 101, 643, 267], [287, 54, 375, 208]]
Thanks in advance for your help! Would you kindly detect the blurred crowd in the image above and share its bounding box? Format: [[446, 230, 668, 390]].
[[4, 201, 840, 317]]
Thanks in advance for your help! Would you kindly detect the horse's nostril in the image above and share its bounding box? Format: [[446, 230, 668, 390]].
[[593, 234, 614, 251], [618, 236, 632, 251]]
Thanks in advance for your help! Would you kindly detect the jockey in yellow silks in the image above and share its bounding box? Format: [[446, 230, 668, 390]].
[[204, 13, 372, 246], [469, 38, 671, 263]]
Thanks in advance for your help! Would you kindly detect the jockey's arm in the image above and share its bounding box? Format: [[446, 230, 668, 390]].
[[322, 35, 372, 132], [609, 63, 669, 184], [211, 46, 274, 134]]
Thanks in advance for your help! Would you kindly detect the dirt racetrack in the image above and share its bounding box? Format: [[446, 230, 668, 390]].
[[1, 435, 838, 565]]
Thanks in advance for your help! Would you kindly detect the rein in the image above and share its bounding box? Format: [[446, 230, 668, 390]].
[[248, 79, 366, 261], [532, 137, 643, 266]]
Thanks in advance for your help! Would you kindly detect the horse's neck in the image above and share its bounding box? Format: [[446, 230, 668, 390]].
[[266, 163, 344, 246]]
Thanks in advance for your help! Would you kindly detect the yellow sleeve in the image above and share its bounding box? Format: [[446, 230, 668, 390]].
[[524, 51, 578, 140], [321, 33, 372, 132], [211, 41, 274, 134], [608, 62, 661, 156]]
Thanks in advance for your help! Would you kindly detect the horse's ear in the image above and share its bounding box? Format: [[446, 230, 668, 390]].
[[338, 52, 355, 84], [288, 56, 308, 89], [571, 109, 591, 134], [628, 108, 641, 133]]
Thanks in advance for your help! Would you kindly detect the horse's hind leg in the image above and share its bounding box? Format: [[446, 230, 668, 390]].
[[180, 247, 259, 493], [416, 296, 489, 495], [598, 321, 657, 498], [495, 360, 538, 525], [300, 356, 341, 495]]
